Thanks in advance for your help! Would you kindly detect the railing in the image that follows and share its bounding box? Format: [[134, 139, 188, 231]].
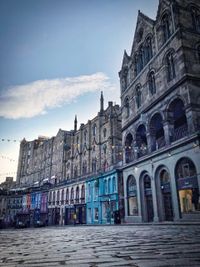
[[173, 124, 188, 142]]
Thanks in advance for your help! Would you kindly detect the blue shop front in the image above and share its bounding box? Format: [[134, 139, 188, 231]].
[[86, 170, 120, 225]]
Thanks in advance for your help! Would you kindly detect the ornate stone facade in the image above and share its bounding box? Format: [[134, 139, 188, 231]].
[[119, 0, 200, 222], [16, 92, 122, 188]]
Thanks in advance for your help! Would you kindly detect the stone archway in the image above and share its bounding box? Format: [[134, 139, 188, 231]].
[[140, 173, 154, 222], [155, 167, 173, 221]]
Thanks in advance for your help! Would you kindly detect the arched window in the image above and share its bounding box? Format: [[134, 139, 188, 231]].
[[125, 133, 134, 163], [136, 124, 148, 158], [175, 157, 198, 213], [93, 124, 97, 136], [70, 188, 74, 203], [168, 98, 188, 141], [191, 7, 200, 32], [162, 13, 171, 43], [127, 175, 138, 216], [166, 51, 176, 82], [66, 189, 69, 204], [145, 37, 153, 63], [150, 113, 165, 151], [148, 71, 156, 95], [124, 97, 130, 118], [75, 187, 79, 203], [136, 85, 142, 108]]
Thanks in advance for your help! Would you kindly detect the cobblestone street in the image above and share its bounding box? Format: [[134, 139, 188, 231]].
[[0, 224, 200, 267]]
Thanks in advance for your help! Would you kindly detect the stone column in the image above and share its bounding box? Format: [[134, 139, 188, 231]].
[[163, 120, 171, 146], [185, 107, 195, 135]]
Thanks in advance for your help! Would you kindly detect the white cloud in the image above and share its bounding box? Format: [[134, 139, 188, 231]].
[[0, 72, 116, 119]]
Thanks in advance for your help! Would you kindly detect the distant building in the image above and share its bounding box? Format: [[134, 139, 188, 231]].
[[119, 0, 200, 222], [16, 93, 122, 188], [0, 177, 16, 190]]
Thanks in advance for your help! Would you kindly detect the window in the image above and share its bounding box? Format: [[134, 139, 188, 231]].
[[57, 191, 60, 203], [61, 189, 64, 204], [81, 185, 85, 202], [136, 86, 142, 108], [70, 188, 74, 202], [75, 187, 79, 203], [103, 144, 107, 154], [108, 178, 111, 194], [148, 71, 156, 95], [103, 128, 107, 138], [93, 124, 97, 136], [191, 7, 200, 32], [66, 189, 69, 203], [124, 97, 130, 118], [104, 179, 108, 194], [166, 52, 176, 82], [145, 37, 153, 63], [134, 54, 139, 77], [127, 175, 138, 216], [87, 183, 91, 202], [94, 208, 99, 221], [162, 13, 171, 43], [94, 181, 99, 200], [112, 177, 116, 192]]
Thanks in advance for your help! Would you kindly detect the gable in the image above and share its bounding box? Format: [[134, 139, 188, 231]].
[[130, 11, 155, 57]]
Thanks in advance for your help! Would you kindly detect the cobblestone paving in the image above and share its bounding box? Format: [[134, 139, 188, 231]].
[[0, 224, 200, 267]]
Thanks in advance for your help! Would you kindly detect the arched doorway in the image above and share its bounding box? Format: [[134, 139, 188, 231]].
[[160, 169, 173, 221], [143, 175, 154, 222], [127, 175, 138, 216], [175, 157, 199, 214]]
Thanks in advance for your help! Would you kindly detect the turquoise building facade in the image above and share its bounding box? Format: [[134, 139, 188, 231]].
[[86, 170, 120, 224]]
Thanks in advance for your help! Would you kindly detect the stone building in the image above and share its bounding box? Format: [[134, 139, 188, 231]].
[[119, 0, 200, 222]]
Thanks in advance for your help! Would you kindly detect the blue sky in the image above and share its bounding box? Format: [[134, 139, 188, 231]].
[[0, 0, 158, 182]]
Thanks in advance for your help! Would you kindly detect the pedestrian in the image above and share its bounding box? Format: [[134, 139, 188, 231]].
[[192, 188, 199, 211]]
